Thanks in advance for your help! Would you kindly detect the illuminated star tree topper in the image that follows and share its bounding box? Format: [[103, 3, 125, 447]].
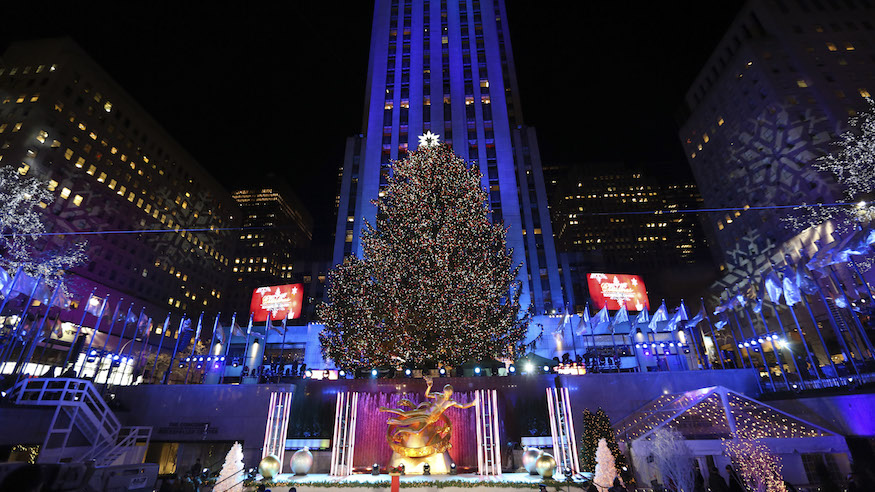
[[417, 130, 441, 148]]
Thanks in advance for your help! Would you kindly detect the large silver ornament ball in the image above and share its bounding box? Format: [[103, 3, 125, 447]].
[[290, 446, 314, 475], [522, 447, 543, 474], [258, 454, 281, 480], [535, 453, 557, 479]]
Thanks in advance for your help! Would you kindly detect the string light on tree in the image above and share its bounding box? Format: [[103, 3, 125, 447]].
[[318, 137, 530, 369]]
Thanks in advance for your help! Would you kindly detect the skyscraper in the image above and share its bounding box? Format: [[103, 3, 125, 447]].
[[230, 176, 313, 313], [333, 0, 564, 314], [677, 0, 875, 288]]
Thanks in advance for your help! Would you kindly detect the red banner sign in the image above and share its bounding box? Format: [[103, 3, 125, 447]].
[[587, 273, 649, 312], [250, 284, 304, 322]]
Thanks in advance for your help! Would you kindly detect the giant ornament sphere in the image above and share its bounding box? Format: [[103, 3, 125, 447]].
[[535, 453, 557, 479], [258, 454, 281, 480], [522, 447, 543, 474], [290, 446, 314, 475]]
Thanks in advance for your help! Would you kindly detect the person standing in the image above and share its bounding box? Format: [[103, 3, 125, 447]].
[[708, 466, 728, 492], [725, 465, 744, 492]]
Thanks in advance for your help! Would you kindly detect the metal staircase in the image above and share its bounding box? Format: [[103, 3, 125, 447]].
[[547, 386, 580, 477], [475, 389, 501, 476], [329, 391, 358, 476], [10, 378, 151, 466]]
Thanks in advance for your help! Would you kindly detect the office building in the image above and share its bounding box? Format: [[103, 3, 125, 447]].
[[0, 38, 238, 319], [677, 0, 875, 288], [332, 0, 565, 314], [551, 163, 712, 307], [230, 177, 314, 314]]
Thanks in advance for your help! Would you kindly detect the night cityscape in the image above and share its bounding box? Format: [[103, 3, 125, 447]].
[[0, 1, 873, 491]]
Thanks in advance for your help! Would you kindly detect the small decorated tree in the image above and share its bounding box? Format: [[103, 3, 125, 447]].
[[581, 408, 627, 474], [215, 441, 245, 492], [593, 438, 618, 492]]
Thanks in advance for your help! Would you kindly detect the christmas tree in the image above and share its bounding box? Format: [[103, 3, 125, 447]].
[[593, 438, 618, 492], [214, 441, 245, 492], [319, 136, 530, 369], [580, 408, 626, 473]]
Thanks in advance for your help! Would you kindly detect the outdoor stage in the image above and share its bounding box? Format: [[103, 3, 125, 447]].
[[247, 472, 578, 491]]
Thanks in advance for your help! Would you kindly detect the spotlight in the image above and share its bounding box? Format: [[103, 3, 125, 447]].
[[90, 350, 97, 356], [371, 368, 378, 378], [221, 356, 226, 361], [232, 361, 239, 367], [744, 342, 750, 347], [659, 343, 665, 348], [525, 362, 534, 373], [405, 368, 412, 376], [757, 338, 764, 344], [737, 343, 744, 348], [113, 355, 120, 360], [305, 370, 312, 378], [178, 363, 185, 368], [439, 367, 446, 375], [214, 364, 219, 369], [185, 357, 190, 362], [474, 366, 481, 375], [339, 369, 346, 377], [372, 463, 380, 476], [650, 343, 657, 349], [635, 343, 641, 349], [450, 463, 457, 475], [543, 365, 550, 373], [644, 350, 651, 356], [423, 463, 431, 475], [508, 365, 516, 374], [668, 342, 675, 347]]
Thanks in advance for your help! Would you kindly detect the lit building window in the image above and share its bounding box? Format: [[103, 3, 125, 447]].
[[75, 157, 85, 168], [36, 130, 48, 143], [72, 195, 83, 206], [60, 187, 71, 199], [845, 42, 855, 51], [18, 163, 29, 175], [826, 42, 837, 51], [48, 180, 58, 191], [797, 79, 808, 88], [860, 88, 871, 98]]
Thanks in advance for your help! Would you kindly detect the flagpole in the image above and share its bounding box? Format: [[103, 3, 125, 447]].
[[827, 264, 874, 359], [0, 266, 25, 354], [241, 313, 254, 380], [769, 260, 819, 377], [783, 255, 840, 379], [219, 313, 237, 385], [0, 266, 25, 323], [36, 315, 62, 374], [149, 315, 171, 384], [164, 315, 187, 384], [205, 313, 221, 383], [93, 300, 126, 383], [798, 250, 861, 376], [727, 301, 755, 370], [744, 277, 787, 390], [126, 308, 147, 361], [76, 296, 109, 378], [0, 274, 44, 370], [13, 280, 63, 378], [610, 305, 619, 374], [62, 288, 97, 372], [184, 312, 204, 384], [847, 256, 875, 350], [701, 299, 725, 370], [680, 300, 704, 370], [279, 315, 288, 378], [756, 272, 804, 387], [103, 303, 135, 386]]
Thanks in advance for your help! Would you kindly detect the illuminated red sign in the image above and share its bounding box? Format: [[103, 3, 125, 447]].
[[587, 273, 649, 312], [250, 284, 304, 322]]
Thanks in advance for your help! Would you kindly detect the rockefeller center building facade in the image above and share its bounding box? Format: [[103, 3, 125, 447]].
[[677, 0, 875, 291], [0, 38, 238, 318], [333, 0, 565, 315]]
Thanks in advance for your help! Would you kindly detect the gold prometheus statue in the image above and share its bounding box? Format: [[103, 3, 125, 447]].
[[379, 376, 479, 458]]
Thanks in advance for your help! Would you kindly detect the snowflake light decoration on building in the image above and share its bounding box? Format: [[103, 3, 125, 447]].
[[417, 130, 441, 148]]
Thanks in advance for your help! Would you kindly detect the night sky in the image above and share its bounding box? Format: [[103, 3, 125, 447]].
[[1, 1, 743, 245]]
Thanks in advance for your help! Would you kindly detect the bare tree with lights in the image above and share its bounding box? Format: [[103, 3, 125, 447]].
[[723, 436, 787, 492], [636, 427, 697, 492], [318, 134, 530, 370], [0, 167, 86, 288], [786, 98, 875, 231]]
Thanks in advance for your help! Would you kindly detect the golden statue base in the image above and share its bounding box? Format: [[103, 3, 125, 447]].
[[388, 450, 453, 475]]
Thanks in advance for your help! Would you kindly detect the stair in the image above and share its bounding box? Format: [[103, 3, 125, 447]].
[[547, 386, 581, 477], [10, 378, 151, 466]]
